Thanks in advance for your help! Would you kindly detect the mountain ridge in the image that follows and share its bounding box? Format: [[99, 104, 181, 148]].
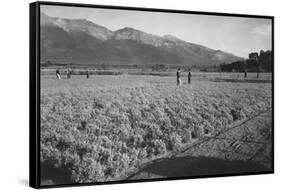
[[40, 12, 243, 66]]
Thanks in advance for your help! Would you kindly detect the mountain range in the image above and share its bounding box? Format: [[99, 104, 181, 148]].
[[40, 12, 243, 66]]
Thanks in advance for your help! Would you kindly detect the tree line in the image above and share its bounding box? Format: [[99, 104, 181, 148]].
[[220, 50, 272, 72]]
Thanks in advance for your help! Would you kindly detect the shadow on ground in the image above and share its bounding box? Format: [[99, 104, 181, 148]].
[[129, 155, 270, 179], [40, 161, 73, 186]]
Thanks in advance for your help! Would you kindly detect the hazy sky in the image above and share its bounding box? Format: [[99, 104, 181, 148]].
[[41, 5, 272, 58]]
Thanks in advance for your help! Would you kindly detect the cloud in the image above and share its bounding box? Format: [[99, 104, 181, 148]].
[[252, 24, 271, 36]]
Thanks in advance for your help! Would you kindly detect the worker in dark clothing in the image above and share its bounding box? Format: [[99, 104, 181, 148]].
[[86, 70, 89, 79], [176, 68, 181, 85], [244, 70, 247, 78], [56, 69, 61, 79], [188, 71, 192, 84]]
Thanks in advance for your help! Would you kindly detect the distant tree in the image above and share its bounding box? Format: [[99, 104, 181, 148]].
[[152, 64, 168, 72], [259, 50, 272, 72], [221, 50, 272, 73], [249, 52, 259, 78], [43, 60, 53, 66], [249, 52, 259, 60], [220, 63, 232, 72]]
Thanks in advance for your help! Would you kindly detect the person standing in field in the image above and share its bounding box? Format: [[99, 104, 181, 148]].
[[67, 68, 71, 79], [188, 71, 192, 84], [86, 70, 89, 79], [56, 69, 61, 79], [176, 68, 181, 85], [244, 70, 247, 78]]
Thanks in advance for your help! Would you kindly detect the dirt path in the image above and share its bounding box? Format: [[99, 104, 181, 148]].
[[127, 110, 272, 180]]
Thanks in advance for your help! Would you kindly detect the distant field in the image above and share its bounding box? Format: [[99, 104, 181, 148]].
[[40, 73, 272, 184], [41, 68, 272, 80]]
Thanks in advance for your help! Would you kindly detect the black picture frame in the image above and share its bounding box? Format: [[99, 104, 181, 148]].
[[30, 1, 274, 188]]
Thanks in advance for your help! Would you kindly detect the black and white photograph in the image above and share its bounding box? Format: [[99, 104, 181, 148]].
[[35, 2, 273, 188]]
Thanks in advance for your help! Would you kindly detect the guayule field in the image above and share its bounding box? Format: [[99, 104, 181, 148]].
[[40, 73, 272, 184]]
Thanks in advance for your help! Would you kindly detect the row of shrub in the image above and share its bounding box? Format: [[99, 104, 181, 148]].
[[40, 81, 272, 184]]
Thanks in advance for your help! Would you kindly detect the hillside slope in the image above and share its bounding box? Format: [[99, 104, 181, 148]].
[[40, 12, 243, 66]]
